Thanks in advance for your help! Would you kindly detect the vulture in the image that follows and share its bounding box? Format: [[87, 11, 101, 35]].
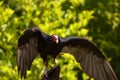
[[17, 27, 117, 80]]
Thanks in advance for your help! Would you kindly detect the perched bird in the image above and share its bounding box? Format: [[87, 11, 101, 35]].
[[41, 65, 60, 80], [17, 27, 117, 80]]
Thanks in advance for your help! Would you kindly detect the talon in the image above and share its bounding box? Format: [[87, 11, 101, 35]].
[[44, 70, 48, 77]]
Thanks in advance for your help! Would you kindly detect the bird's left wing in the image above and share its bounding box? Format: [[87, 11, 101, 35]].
[[17, 28, 39, 78], [61, 37, 117, 80]]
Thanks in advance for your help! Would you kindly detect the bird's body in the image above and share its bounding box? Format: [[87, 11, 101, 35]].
[[17, 27, 117, 80]]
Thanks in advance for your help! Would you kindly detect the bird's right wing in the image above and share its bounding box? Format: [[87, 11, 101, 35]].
[[17, 28, 39, 78]]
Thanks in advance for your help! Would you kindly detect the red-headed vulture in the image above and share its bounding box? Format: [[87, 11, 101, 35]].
[[17, 27, 117, 80]]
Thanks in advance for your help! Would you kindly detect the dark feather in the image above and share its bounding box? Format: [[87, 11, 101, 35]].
[[61, 37, 117, 80], [41, 65, 60, 80], [17, 27, 39, 78]]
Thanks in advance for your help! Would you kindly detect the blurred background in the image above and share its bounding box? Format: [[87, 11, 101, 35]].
[[0, 0, 120, 80]]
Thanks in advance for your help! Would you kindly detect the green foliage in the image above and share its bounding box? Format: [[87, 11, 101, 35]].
[[0, 0, 120, 80]]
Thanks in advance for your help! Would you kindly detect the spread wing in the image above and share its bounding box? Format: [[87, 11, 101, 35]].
[[17, 28, 39, 78], [61, 37, 117, 80]]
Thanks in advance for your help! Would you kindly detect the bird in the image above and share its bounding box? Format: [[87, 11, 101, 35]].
[[17, 27, 117, 80], [41, 65, 60, 80]]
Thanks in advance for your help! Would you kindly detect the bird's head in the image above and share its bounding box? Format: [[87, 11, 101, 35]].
[[51, 34, 59, 44]]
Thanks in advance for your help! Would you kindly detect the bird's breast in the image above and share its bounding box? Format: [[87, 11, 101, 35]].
[[46, 43, 62, 57]]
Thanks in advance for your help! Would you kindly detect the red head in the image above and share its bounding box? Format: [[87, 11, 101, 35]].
[[51, 34, 59, 44]]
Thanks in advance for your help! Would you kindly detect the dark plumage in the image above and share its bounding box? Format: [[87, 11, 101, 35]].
[[41, 65, 60, 80], [17, 27, 117, 80]]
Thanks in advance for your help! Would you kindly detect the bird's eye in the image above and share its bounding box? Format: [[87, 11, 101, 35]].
[[51, 34, 59, 44]]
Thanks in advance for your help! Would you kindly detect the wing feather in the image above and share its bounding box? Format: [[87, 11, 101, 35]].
[[84, 53, 89, 72], [92, 55, 98, 79], [100, 64, 107, 80], [61, 37, 117, 80], [17, 37, 38, 78], [94, 55, 101, 79], [87, 52, 92, 76]]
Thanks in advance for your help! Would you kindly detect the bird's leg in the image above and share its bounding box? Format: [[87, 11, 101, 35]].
[[54, 58, 57, 67], [43, 61, 48, 77]]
